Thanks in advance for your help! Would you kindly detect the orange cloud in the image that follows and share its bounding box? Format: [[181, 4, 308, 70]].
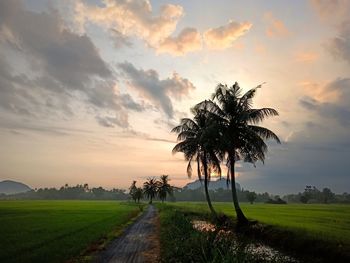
[[204, 21, 252, 50], [295, 51, 319, 63], [74, 1, 253, 55], [158, 27, 202, 56], [299, 81, 339, 103], [264, 12, 290, 37], [75, 0, 183, 48]]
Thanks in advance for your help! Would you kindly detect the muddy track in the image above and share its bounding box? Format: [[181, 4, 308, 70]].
[[95, 205, 160, 263]]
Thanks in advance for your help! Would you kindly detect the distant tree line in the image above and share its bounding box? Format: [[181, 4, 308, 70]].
[[170, 185, 350, 204], [172, 187, 271, 203], [284, 186, 350, 204], [1, 182, 349, 204], [0, 184, 128, 200]]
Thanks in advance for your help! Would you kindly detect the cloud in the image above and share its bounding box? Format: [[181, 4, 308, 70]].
[[75, 0, 183, 49], [110, 29, 132, 49], [96, 113, 129, 128], [0, 119, 93, 136], [158, 27, 202, 56], [300, 78, 350, 126], [316, 102, 350, 127], [240, 135, 350, 194], [118, 62, 195, 118], [0, 55, 37, 116], [115, 129, 176, 143], [326, 20, 350, 65], [204, 21, 252, 49], [295, 51, 319, 63], [264, 12, 290, 37], [310, 0, 350, 22], [0, 1, 111, 89], [310, 1, 350, 65], [299, 81, 339, 102], [0, 0, 145, 128], [240, 79, 350, 194], [119, 93, 146, 112], [74, 1, 254, 54], [239, 114, 350, 194]]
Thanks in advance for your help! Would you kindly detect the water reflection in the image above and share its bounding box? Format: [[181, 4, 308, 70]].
[[191, 220, 299, 263]]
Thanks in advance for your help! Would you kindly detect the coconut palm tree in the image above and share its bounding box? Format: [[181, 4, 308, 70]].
[[172, 106, 221, 215], [195, 83, 280, 224], [129, 180, 137, 202], [143, 177, 158, 204], [158, 175, 173, 202], [134, 187, 143, 203]]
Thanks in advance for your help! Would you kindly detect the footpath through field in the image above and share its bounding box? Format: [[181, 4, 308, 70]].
[[96, 205, 160, 263]]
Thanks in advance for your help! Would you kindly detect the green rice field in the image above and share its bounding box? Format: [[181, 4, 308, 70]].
[[0, 200, 143, 263], [1, 200, 349, 263]]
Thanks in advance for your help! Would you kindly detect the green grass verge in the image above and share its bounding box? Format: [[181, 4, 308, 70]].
[[0, 200, 144, 263], [159, 202, 350, 262], [157, 203, 297, 263], [165, 202, 350, 246]]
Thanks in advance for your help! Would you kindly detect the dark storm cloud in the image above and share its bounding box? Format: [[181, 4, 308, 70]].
[[0, 1, 111, 88], [299, 96, 350, 126], [239, 130, 350, 195], [0, 0, 144, 128], [327, 20, 350, 66], [300, 78, 350, 126], [118, 62, 195, 118], [310, 1, 350, 66], [241, 77, 350, 194]]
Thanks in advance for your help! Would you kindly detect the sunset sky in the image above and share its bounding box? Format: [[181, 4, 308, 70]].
[[0, 0, 349, 194]]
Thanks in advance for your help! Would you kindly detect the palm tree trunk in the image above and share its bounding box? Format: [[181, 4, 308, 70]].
[[202, 156, 216, 216], [229, 156, 248, 225]]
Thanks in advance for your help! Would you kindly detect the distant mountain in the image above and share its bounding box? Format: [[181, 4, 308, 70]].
[[0, 180, 32, 195], [183, 178, 241, 191]]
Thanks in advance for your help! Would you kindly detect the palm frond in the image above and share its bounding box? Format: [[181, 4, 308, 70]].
[[239, 88, 257, 110], [248, 125, 281, 143], [245, 108, 279, 124], [171, 118, 198, 133], [176, 130, 196, 141]]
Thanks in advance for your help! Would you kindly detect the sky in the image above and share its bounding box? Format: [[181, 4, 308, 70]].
[[0, 0, 349, 194]]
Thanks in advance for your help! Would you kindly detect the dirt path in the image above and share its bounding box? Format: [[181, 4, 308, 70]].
[[95, 205, 160, 263]]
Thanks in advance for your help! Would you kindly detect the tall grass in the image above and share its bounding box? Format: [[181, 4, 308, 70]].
[[158, 202, 350, 263], [157, 203, 296, 263]]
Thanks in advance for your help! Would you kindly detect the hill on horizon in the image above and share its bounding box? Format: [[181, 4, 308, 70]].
[[0, 180, 32, 195], [183, 178, 241, 191]]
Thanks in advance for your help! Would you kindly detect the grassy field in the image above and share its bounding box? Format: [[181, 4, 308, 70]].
[[0, 200, 143, 263], [163, 202, 350, 246]]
